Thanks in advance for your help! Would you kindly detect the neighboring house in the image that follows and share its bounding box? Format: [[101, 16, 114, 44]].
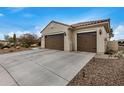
[[41, 19, 112, 53]]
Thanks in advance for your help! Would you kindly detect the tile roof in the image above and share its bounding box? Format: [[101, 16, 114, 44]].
[[70, 19, 110, 28], [41, 19, 111, 33]]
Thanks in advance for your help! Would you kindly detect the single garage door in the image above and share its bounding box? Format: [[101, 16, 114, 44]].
[[45, 33, 64, 50], [77, 32, 96, 52]]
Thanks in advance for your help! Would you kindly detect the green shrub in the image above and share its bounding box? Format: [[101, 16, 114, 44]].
[[122, 50, 124, 54], [9, 50, 14, 52], [0, 43, 4, 49], [21, 43, 30, 48], [105, 49, 115, 55]]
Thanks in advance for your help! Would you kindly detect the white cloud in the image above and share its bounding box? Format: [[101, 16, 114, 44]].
[[34, 25, 42, 37], [0, 27, 41, 40], [0, 33, 4, 40], [8, 30, 30, 37], [34, 26, 41, 30], [65, 8, 115, 24], [114, 25, 124, 35], [35, 31, 41, 37], [8, 30, 41, 38], [112, 25, 124, 40], [0, 13, 4, 16]]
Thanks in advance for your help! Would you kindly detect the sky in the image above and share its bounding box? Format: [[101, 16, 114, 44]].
[[0, 7, 124, 40]]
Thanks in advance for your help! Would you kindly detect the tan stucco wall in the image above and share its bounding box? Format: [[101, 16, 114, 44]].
[[71, 26, 109, 53], [42, 22, 68, 35], [41, 22, 71, 51], [41, 36, 45, 48], [72, 27, 97, 51], [97, 26, 106, 53], [41, 22, 110, 53], [98, 26, 110, 53]]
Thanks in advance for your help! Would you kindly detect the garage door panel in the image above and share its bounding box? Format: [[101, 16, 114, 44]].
[[45, 34, 64, 50], [77, 32, 96, 52]]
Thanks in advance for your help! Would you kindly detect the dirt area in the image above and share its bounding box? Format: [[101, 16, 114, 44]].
[[0, 47, 31, 54], [119, 46, 124, 51], [68, 58, 124, 86]]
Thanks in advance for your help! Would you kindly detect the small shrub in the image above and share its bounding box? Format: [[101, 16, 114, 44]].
[[9, 50, 14, 52], [0, 43, 4, 49], [122, 51, 124, 54], [114, 51, 124, 59], [21, 43, 30, 48], [1, 45, 10, 49], [105, 49, 115, 55], [113, 50, 124, 59]]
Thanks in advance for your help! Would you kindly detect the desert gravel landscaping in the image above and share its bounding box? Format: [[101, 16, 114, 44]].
[[68, 58, 124, 86], [0, 47, 31, 54]]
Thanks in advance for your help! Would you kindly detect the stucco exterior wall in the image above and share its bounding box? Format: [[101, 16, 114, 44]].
[[42, 22, 68, 35], [72, 27, 97, 51], [41, 22, 71, 51], [64, 29, 73, 51], [41, 36, 45, 48], [41, 21, 110, 53], [97, 26, 110, 53], [71, 26, 109, 53]]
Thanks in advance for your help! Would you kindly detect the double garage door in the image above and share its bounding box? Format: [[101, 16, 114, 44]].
[[45, 32, 96, 52], [77, 32, 96, 52], [45, 34, 64, 50]]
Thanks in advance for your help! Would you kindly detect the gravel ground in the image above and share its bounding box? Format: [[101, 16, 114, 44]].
[[119, 46, 124, 51], [68, 58, 124, 86], [0, 47, 31, 54]]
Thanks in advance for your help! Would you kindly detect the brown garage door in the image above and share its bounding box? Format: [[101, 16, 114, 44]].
[[45, 34, 64, 50], [77, 32, 96, 52]]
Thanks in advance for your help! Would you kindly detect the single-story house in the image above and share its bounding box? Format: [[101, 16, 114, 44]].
[[41, 19, 112, 53]]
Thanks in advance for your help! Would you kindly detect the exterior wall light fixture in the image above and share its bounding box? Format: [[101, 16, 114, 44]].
[[99, 29, 102, 35], [64, 32, 66, 36]]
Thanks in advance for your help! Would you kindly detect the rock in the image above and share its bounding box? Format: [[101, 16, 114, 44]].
[[16, 46, 20, 49], [122, 54, 124, 58], [31, 44, 37, 47], [3, 48, 8, 49]]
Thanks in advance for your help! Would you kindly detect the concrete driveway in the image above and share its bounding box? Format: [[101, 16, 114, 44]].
[[0, 48, 95, 86]]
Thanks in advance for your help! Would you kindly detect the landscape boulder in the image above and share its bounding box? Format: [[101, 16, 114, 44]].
[[16, 46, 20, 49]]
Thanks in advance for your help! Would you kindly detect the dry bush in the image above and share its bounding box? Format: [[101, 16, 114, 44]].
[[18, 33, 38, 48]]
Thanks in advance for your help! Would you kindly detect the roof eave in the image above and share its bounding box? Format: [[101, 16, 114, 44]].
[[40, 20, 69, 33], [69, 22, 110, 33]]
